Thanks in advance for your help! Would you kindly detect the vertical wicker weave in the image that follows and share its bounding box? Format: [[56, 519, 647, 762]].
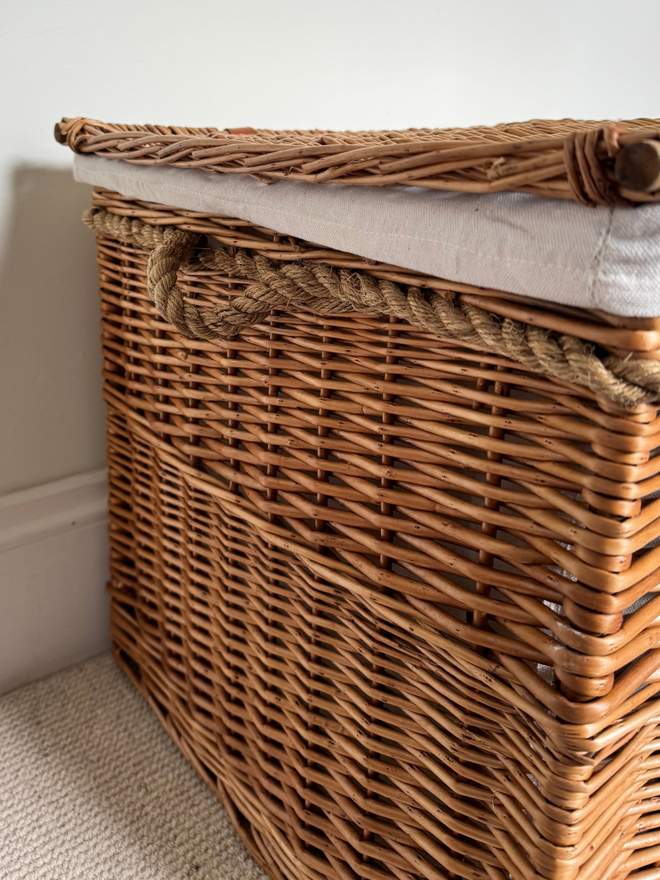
[[86, 175, 660, 880]]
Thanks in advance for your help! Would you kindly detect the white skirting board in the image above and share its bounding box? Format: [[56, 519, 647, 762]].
[[0, 469, 110, 695]]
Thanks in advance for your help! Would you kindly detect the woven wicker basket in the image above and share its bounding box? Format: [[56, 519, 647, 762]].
[[59, 117, 660, 880]]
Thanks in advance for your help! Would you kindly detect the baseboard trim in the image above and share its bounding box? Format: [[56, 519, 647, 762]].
[[0, 469, 108, 555], [0, 469, 111, 694]]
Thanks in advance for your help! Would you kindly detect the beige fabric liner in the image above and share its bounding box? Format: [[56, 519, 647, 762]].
[[74, 153, 660, 318]]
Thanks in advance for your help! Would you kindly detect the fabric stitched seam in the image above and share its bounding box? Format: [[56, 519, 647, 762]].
[[588, 207, 614, 310]]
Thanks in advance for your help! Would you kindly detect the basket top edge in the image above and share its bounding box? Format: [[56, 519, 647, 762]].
[[54, 116, 660, 206], [55, 115, 660, 145]]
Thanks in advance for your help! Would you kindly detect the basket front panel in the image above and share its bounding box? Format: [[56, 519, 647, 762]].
[[97, 222, 660, 880]]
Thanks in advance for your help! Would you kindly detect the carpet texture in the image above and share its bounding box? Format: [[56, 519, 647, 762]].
[[0, 653, 266, 880]]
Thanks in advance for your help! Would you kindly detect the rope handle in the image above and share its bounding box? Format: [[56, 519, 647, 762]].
[[84, 207, 361, 341], [84, 207, 660, 408]]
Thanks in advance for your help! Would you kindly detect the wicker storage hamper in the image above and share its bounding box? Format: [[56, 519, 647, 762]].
[[57, 117, 660, 880]]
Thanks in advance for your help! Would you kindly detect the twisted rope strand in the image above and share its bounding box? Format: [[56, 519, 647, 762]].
[[84, 207, 659, 408]]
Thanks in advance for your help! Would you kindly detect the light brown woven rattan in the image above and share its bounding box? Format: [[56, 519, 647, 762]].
[[56, 116, 660, 205], [72, 174, 660, 880]]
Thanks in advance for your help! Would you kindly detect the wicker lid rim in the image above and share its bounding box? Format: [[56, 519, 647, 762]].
[[55, 116, 660, 206]]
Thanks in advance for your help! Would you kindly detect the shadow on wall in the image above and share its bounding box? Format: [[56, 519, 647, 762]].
[[0, 166, 106, 496]]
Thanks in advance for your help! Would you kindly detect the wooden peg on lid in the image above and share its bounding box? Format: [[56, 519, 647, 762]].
[[616, 139, 660, 193]]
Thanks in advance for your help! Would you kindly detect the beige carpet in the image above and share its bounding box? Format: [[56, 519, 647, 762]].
[[0, 653, 266, 880]]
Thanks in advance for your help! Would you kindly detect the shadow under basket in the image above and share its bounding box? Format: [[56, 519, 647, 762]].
[[89, 184, 660, 880]]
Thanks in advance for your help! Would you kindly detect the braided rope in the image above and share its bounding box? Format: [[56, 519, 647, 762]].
[[84, 207, 660, 409]]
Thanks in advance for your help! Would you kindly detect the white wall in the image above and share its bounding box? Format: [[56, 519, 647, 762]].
[[2, 0, 660, 495]]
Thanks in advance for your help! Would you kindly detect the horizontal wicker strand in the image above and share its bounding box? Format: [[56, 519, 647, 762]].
[[84, 205, 660, 409]]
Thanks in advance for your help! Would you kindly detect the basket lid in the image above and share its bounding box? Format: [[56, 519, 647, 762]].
[[55, 116, 660, 207]]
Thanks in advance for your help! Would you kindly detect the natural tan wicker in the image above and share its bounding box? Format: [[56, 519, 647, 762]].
[[59, 114, 660, 880], [56, 116, 660, 205]]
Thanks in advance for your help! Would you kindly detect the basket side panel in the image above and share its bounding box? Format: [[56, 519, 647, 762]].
[[96, 202, 660, 880]]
